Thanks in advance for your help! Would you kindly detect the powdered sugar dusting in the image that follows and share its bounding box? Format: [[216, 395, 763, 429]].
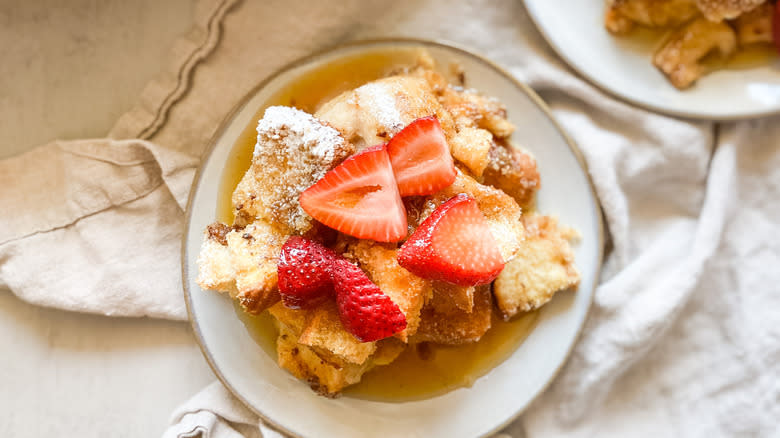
[[249, 106, 351, 232], [356, 82, 404, 132], [255, 106, 342, 163]]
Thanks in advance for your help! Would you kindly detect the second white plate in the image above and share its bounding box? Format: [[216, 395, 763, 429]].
[[524, 0, 780, 120]]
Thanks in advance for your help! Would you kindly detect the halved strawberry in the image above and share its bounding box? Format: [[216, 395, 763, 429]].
[[397, 194, 504, 286], [299, 145, 407, 242], [332, 258, 407, 342], [277, 236, 337, 308], [386, 116, 456, 196]]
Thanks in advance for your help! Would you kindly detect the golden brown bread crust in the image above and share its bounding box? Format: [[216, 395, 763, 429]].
[[696, 0, 767, 21], [271, 304, 407, 395], [430, 281, 476, 314], [269, 302, 377, 365], [605, 0, 767, 89], [606, 0, 766, 27], [343, 240, 432, 341], [276, 324, 372, 396], [448, 127, 493, 177], [605, 5, 637, 34], [653, 16, 737, 89], [298, 302, 377, 364], [315, 76, 457, 150], [608, 0, 700, 29], [413, 285, 493, 345], [482, 141, 540, 210]]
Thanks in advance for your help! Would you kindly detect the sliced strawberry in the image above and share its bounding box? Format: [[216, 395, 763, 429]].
[[277, 236, 337, 308], [299, 144, 407, 242], [386, 116, 456, 196], [773, 2, 780, 54], [332, 258, 407, 342], [398, 194, 504, 286]]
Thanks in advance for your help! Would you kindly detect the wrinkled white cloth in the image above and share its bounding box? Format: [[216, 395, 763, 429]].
[[2, 0, 778, 437]]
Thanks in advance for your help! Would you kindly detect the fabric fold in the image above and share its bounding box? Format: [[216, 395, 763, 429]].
[[2, 0, 778, 437], [0, 139, 197, 320]]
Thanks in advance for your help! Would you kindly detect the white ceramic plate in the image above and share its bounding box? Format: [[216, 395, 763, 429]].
[[524, 0, 780, 120], [183, 39, 603, 438]]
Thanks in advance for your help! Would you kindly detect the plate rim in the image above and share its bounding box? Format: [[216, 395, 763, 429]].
[[522, 0, 780, 121], [181, 37, 605, 438]]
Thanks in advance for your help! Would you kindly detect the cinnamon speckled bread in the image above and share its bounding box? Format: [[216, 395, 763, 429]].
[[233, 106, 355, 233], [196, 221, 284, 314], [696, 0, 766, 21]]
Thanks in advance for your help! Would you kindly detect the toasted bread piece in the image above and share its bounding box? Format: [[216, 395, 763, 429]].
[[733, 3, 773, 44], [413, 285, 493, 345], [443, 89, 515, 139], [415, 170, 525, 262], [494, 215, 581, 319], [605, 5, 637, 34], [276, 324, 371, 396], [696, 0, 766, 21], [344, 240, 433, 341], [654, 16, 737, 89], [275, 316, 406, 395], [235, 106, 355, 233], [482, 141, 540, 209], [315, 76, 457, 150], [196, 221, 284, 314], [267, 302, 307, 336], [414, 67, 515, 139], [449, 127, 493, 177], [608, 0, 700, 28], [298, 301, 377, 365], [197, 223, 237, 293], [430, 281, 475, 314], [372, 337, 407, 365]]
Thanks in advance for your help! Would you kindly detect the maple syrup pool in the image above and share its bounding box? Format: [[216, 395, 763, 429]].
[[216, 47, 538, 402]]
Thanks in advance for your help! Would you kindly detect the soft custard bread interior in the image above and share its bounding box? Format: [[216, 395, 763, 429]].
[[196, 53, 580, 395], [232, 106, 356, 232], [653, 16, 737, 89], [196, 221, 284, 314], [494, 215, 581, 319]]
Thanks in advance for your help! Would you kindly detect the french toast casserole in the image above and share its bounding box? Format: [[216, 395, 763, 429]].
[[196, 52, 581, 397], [605, 0, 779, 88]]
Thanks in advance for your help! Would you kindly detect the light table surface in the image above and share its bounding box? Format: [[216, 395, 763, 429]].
[[0, 1, 216, 436]]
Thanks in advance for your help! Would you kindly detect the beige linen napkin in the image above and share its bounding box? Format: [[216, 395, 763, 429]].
[[2, 0, 778, 437]]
